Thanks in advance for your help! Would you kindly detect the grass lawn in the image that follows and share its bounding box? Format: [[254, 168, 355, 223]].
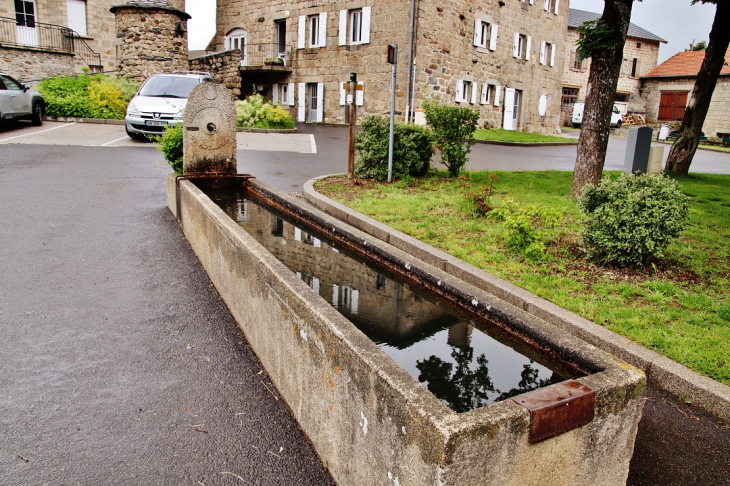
[[315, 171, 730, 386], [473, 129, 575, 143]]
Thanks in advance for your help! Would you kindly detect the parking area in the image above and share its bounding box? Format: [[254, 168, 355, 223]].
[[0, 121, 317, 153]]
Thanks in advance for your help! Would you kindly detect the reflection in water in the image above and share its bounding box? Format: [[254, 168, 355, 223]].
[[208, 191, 573, 412]]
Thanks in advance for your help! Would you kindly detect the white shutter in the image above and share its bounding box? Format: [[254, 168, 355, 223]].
[[298, 16, 306, 49], [273, 84, 279, 105], [473, 18, 481, 47], [512, 32, 519, 58], [318, 12, 327, 47], [67, 0, 87, 36], [538, 94, 547, 116], [494, 85, 501, 106], [470, 83, 478, 104], [339, 82, 346, 105], [540, 41, 546, 64], [288, 83, 295, 106], [550, 44, 556, 66], [361, 6, 371, 44], [455, 80, 464, 102], [480, 84, 488, 104], [298, 82, 306, 121], [529, 0, 534, 5], [554, 0, 560, 15], [525, 36, 531, 61], [489, 24, 498, 51], [339, 10, 347, 46], [316, 82, 324, 122], [502, 88, 516, 130], [356, 81, 364, 106], [544, 0, 550, 11]]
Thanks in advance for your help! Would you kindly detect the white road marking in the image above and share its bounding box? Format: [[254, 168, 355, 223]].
[[0, 122, 77, 143], [100, 135, 131, 147], [308, 134, 317, 154]]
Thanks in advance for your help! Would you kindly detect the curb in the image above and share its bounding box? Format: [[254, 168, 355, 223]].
[[302, 174, 730, 423], [474, 139, 578, 147]]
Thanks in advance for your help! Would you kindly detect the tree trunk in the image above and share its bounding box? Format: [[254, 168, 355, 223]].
[[570, 0, 634, 198], [665, 1, 730, 176]]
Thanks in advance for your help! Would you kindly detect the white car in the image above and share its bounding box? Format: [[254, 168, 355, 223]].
[[0, 73, 45, 126], [571, 102, 623, 129], [125, 70, 212, 140]]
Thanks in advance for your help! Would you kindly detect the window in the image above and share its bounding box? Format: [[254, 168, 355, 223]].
[[309, 14, 319, 47], [544, 0, 560, 14], [376, 274, 387, 291], [67, 0, 87, 36], [539, 41, 555, 66], [15, 0, 36, 27], [658, 91, 688, 121], [538, 94, 548, 116], [275, 19, 287, 56], [456, 80, 477, 104], [225, 28, 247, 63], [0, 74, 23, 90], [271, 216, 284, 237], [561, 87, 579, 112], [615, 92, 629, 103], [630, 58, 639, 78], [473, 19, 498, 50], [569, 51, 584, 71], [637, 42, 642, 49], [298, 13, 327, 48], [338, 7, 371, 45], [480, 83, 498, 105], [513, 33, 530, 60], [272, 83, 295, 106]]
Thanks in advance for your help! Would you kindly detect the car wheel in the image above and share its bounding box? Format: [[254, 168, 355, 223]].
[[572, 123, 581, 129], [125, 125, 144, 141], [615, 120, 622, 129], [31, 102, 43, 126]]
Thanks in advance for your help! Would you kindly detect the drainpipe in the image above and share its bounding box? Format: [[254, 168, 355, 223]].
[[405, 0, 417, 123]]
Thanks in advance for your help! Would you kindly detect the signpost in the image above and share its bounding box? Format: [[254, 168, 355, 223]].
[[347, 72, 357, 179], [387, 44, 397, 183]]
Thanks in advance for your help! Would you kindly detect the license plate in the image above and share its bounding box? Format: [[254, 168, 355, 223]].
[[145, 120, 168, 126]]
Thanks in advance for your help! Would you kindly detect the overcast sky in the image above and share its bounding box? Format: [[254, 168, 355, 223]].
[[185, 0, 718, 63]]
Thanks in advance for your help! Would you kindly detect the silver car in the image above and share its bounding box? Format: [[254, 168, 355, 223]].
[[125, 71, 212, 139], [0, 73, 45, 126]]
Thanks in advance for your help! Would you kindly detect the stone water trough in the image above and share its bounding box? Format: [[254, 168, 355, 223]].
[[166, 82, 646, 486]]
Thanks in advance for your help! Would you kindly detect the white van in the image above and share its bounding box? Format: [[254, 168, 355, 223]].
[[571, 102, 623, 129]]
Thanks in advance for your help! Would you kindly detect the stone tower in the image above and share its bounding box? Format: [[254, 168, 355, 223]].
[[111, 0, 191, 81]]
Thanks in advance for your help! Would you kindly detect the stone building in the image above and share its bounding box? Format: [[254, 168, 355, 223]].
[[110, 0, 190, 81], [209, 0, 571, 133], [641, 49, 730, 139], [561, 8, 665, 117], [0, 0, 120, 80]]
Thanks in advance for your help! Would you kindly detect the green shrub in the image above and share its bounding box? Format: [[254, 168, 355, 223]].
[[494, 198, 562, 259], [255, 103, 296, 129], [578, 173, 690, 267], [235, 95, 264, 127], [354, 115, 435, 181], [155, 125, 184, 174], [37, 73, 140, 119], [423, 100, 479, 177]]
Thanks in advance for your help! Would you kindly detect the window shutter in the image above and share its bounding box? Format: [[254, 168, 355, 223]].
[[339, 10, 347, 46], [288, 83, 295, 106], [298, 82, 306, 121], [634, 58, 641, 77], [494, 85, 501, 106], [455, 80, 464, 102], [339, 82, 346, 105], [539, 41, 546, 64], [67, 0, 87, 36], [489, 24, 498, 51], [512, 32, 519, 58], [538, 94, 547, 116], [525, 36, 531, 61], [470, 83, 478, 104], [361, 6, 371, 44], [529, 0, 534, 5], [298, 16, 306, 49], [356, 81, 364, 106], [318, 12, 327, 47], [544, 0, 549, 11], [473, 19, 481, 47], [480, 84, 488, 104], [316, 83, 324, 122], [550, 44, 555, 66], [554, 0, 560, 15], [273, 84, 279, 105]]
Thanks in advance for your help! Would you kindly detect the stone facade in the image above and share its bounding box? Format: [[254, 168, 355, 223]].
[[214, 0, 570, 133], [0, 45, 75, 82], [0, 0, 119, 74], [189, 50, 242, 96], [641, 76, 730, 138], [112, 3, 189, 81]]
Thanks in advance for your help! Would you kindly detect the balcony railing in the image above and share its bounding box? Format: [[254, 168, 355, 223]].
[[0, 16, 102, 71], [239, 43, 292, 69]]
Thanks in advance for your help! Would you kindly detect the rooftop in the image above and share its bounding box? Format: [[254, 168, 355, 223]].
[[568, 9, 667, 44], [643, 49, 730, 78]]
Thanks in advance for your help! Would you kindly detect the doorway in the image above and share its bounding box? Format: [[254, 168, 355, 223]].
[[502, 88, 521, 130]]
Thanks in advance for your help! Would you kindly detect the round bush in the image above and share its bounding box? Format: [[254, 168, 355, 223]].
[[578, 173, 690, 267]]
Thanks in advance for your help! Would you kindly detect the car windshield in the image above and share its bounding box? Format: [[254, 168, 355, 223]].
[[138, 76, 200, 98]]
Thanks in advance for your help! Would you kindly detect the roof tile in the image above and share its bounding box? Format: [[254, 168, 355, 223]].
[[643, 49, 730, 78]]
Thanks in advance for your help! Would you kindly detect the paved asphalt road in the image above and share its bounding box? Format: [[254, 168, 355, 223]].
[[1, 121, 728, 485]]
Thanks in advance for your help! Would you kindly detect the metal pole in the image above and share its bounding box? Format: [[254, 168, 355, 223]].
[[405, 0, 417, 123], [348, 79, 356, 179], [387, 45, 397, 183]]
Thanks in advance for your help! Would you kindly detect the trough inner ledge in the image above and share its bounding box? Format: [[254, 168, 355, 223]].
[[168, 174, 646, 486]]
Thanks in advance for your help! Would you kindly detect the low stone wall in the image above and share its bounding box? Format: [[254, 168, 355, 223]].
[[168, 174, 647, 486], [0, 46, 75, 82], [189, 50, 242, 97]]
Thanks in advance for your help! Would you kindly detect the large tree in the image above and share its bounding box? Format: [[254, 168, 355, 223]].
[[665, 0, 730, 176], [570, 0, 636, 198]]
